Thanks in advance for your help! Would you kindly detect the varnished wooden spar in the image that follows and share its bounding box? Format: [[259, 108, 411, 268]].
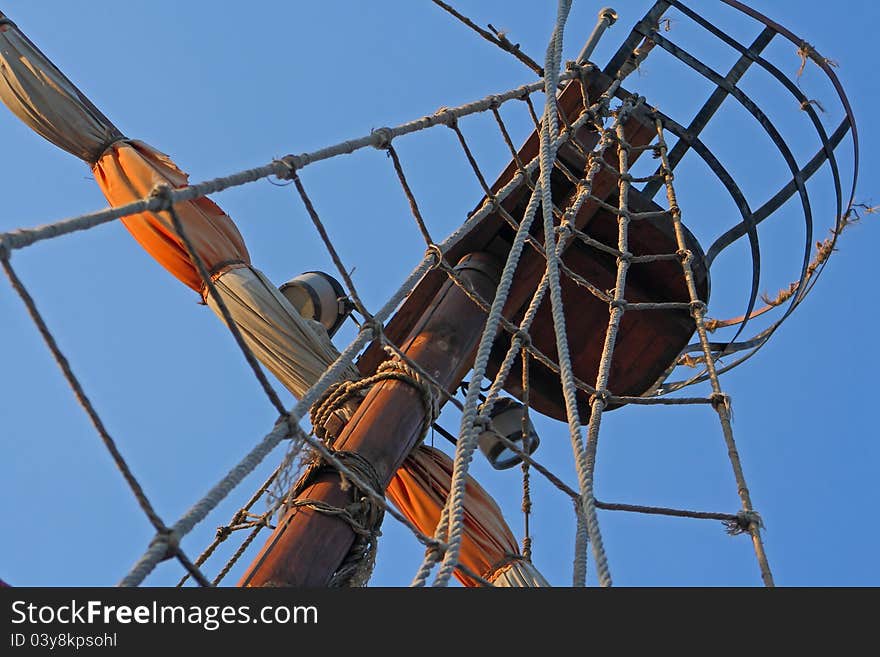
[[240, 253, 501, 587]]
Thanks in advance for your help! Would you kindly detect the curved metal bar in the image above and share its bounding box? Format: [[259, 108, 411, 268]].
[[670, 0, 845, 275], [609, 1, 859, 394], [650, 5, 847, 351], [647, 32, 815, 288], [708, 119, 850, 261], [638, 22, 776, 350], [671, 2, 844, 208], [641, 25, 775, 201], [642, 33, 827, 393], [646, 109, 762, 353], [720, 0, 859, 215], [657, 325, 777, 394]]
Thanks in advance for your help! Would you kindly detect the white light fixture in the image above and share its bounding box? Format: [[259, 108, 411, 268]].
[[279, 271, 352, 337], [478, 398, 540, 470]]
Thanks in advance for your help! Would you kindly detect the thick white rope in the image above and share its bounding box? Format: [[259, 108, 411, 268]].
[[478, 85, 624, 419], [119, 68, 628, 585], [533, 0, 618, 587], [415, 166, 545, 587], [419, 0, 578, 588], [573, 501, 589, 587], [0, 72, 583, 258]]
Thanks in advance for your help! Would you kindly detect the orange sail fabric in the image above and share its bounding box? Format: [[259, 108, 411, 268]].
[[389, 445, 547, 587], [0, 11, 548, 587], [93, 140, 250, 293], [1, 13, 250, 293]]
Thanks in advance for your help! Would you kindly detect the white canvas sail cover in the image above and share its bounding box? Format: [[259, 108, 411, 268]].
[[206, 265, 360, 400], [0, 17, 123, 162], [1, 12, 549, 587], [490, 560, 550, 587]]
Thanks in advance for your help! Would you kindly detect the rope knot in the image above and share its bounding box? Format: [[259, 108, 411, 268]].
[[556, 220, 575, 237], [371, 127, 393, 150], [609, 298, 627, 311], [230, 508, 247, 526], [148, 184, 174, 212], [677, 248, 693, 265], [487, 95, 502, 110], [689, 300, 707, 316], [617, 251, 633, 265], [590, 389, 612, 407], [434, 106, 458, 127], [273, 156, 298, 180], [363, 317, 384, 340], [513, 329, 532, 348], [425, 243, 444, 270], [423, 541, 446, 561], [565, 60, 590, 77], [280, 154, 305, 176], [724, 510, 764, 536], [709, 392, 731, 414], [149, 528, 180, 562], [472, 414, 490, 431], [288, 450, 385, 587]]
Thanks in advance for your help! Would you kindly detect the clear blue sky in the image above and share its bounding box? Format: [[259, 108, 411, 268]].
[[1, 0, 877, 587]]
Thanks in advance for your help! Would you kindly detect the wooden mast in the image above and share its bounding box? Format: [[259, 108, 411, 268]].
[[239, 67, 709, 589], [239, 253, 501, 586]]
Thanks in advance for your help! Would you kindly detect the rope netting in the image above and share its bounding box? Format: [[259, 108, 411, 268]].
[[0, 0, 859, 587]]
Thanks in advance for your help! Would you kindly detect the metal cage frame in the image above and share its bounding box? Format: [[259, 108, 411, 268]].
[[599, 0, 858, 394]]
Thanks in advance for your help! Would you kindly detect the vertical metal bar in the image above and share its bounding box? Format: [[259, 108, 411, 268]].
[[575, 7, 619, 64]]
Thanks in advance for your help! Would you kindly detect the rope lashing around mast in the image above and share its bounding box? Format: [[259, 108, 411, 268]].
[[265, 351, 441, 587], [2, 1, 858, 589], [283, 451, 385, 588], [309, 352, 440, 445]]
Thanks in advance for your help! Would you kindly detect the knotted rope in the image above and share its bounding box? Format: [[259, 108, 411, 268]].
[[268, 351, 441, 586]]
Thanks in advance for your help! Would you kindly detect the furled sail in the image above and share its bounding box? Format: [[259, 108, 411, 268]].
[[388, 446, 548, 587], [0, 12, 546, 587]]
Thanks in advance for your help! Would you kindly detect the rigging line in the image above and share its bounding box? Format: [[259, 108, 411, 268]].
[[158, 187, 288, 418], [0, 72, 584, 257], [386, 144, 436, 247], [0, 250, 214, 587], [290, 174, 372, 322], [121, 249, 438, 585], [430, 0, 544, 76], [177, 464, 284, 587], [0, 257, 165, 532], [520, 346, 533, 563], [655, 119, 774, 587], [432, 0, 585, 588], [126, 107, 611, 583]]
